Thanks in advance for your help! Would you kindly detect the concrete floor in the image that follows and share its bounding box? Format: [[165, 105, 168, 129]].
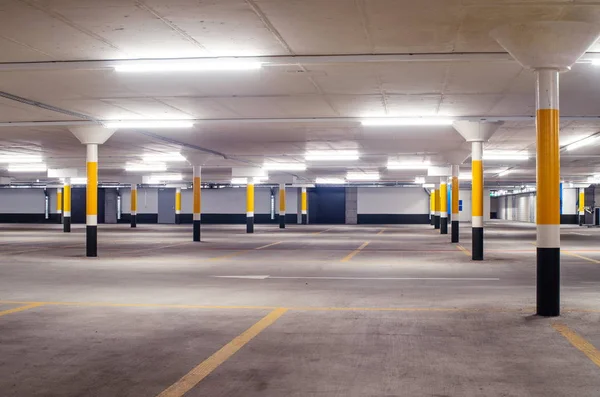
[[1, 221, 600, 396]]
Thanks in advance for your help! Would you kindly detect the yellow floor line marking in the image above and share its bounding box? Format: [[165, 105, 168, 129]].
[[127, 242, 192, 254], [456, 244, 470, 257], [377, 228, 386, 235], [312, 227, 335, 235], [156, 308, 288, 397], [552, 322, 600, 368], [254, 241, 282, 250], [0, 303, 44, 317], [563, 251, 600, 264], [341, 241, 370, 262]]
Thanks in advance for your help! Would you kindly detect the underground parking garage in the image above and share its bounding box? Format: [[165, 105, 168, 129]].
[[2, 1, 600, 396]]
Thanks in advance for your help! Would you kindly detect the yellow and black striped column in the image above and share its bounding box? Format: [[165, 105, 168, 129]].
[[579, 189, 585, 226], [279, 183, 286, 229], [434, 185, 440, 229], [130, 184, 137, 228], [86, 144, 98, 257], [56, 187, 62, 224], [301, 187, 308, 224], [472, 141, 484, 260], [451, 165, 460, 243], [430, 188, 435, 226], [193, 166, 201, 241], [175, 187, 182, 225], [440, 178, 448, 235], [63, 178, 71, 233], [247, 182, 254, 233], [536, 68, 560, 317]]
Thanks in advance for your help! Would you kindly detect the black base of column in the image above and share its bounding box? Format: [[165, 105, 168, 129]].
[[302, 214, 308, 225], [58, 214, 62, 224], [86, 226, 97, 257], [537, 247, 560, 317], [247, 217, 254, 233], [193, 220, 201, 242], [176, 214, 181, 225], [279, 215, 285, 229], [430, 216, 434, 225], [472, 227, 483, 261], [63, 217, 71, 233], [451, 221, 459, 243], [440, 217, 448, 234], [434, 216, 440, 229], [131, 215, 137, 228], [579, 214, 584, 226]]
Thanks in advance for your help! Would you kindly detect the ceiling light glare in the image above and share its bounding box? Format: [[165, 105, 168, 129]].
[[114, 59, 263, 73], [0, 155, 43, 163], [142, 152, 186, 162], [125, 163, 167, 172], [263, 163, 307, 171], [387, 161, 431, 170], [305, 150, 360, 161], [422, 183, 435, 188], [316, 178, 346, 184], [71, 178, 87, 185], [253, 176, 268, 184], [498, 170, 512, 177], [147, 174, 183, 183], [483, 152, 529, 161], [414, 177, 426, 184], [7, 164, 47, 172], [566, 135, 599, 151], [346, 172, 380, 181], [591, 59, 600, 66], [459, 173, 472, 180], [104, 121, 194, 129], [231, 178, 249, 185], [361, 118, 453, 127]]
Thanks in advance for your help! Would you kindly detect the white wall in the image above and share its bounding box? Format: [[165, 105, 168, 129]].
[[0, 188, 46, 213], [181, 186, 273, 214], [496, 188, 578, 223], [357, 187, 429, 214], [563, 188, 577, 215], [120, 187, 158, 214], [458, 189, 491, 223]]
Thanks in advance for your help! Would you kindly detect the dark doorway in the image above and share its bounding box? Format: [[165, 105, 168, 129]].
[[71, 187, 105, 224], [308, 187, 346, 224]]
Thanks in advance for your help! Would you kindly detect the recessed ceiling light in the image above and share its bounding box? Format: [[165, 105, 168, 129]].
[[125, 163, 167, 172], [147, 174, 183, 183], [361, 118, 453, 127], [346, 172, 380, 181], [483, 152, 529, 161], [103, 121, 194, 129], [305, 150, 359, 161], [231, 178, 248, 185], [142, 152, 186, 162], [113, 59, 263, 73], [414, 177, 426, 184], [422, 183, 435, 188], [8, 164, 47, 172], [565, 135, 599, 151], [263, 163, 306, 171], [387, 161, 431, 170], [0, 155, 43, 163], [316, 178, 346, 184]]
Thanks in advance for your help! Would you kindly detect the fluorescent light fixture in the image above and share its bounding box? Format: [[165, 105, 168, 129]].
[[231, 178, 248, 184], [422, 183, 435, 188], [125, 163, 167, 172], [305, 150, 359, 161], [346, 172, 380, 181], [0, 155, 43, 163], [104, 120, 194, 129], [8, 164, 47, 172], [483, 152, 529, 161], [459, 173, 472, 180], [253, 176, 268, 184], [414, 177, 426, 184], [71, 178, 87, 185], [592, 59, 600, 66], [263, 163, 307, 171], [361, 118, 453, 127], [147, 174, 183, 183], [387, 161, 431, 170], [316, 178, 346, 184], [566, 135, 599, 151], [114, 59, 263, 73], [142, 152, 186, 162], [498, 170, 512, 177]]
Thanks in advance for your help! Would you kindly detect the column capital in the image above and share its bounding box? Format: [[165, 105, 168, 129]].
[[69, 126, 116, 145]]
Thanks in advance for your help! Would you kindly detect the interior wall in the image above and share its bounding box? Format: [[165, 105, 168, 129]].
[[495, 188, 578, 224], [357, 187, 429, 224]]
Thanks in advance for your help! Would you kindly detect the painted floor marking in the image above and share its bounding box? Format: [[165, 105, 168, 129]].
[[456, 244, 471, 257], [377, 228, 386, 235], [553, 322, 600, 368], [563, 251, 600, 264], [0, 303, 44, 317], [341, 241, 370, 262], [312, 227, 335, 235], [211, 275, 500, 281], [156, 308, 288, 397], [210, 241, 282, 260]]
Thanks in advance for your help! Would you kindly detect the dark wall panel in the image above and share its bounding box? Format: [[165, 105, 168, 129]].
[[71, 187, 105, 224], [308, 187, 346, 224], [358, 214, 430, 224]]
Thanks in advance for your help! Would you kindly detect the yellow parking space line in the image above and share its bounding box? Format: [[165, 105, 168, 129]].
[[255, 241, 282, 250], [210, 242, 282, 260], [156, 308, 288, 397], [456, 244, 470, 257], [312, 227, 335, 235], [0, 303, 44, 317], [563, 251, 600, 264], [552, 322, 600, 368], [341, 241, 370, 262], [377, 228, 386, 235]]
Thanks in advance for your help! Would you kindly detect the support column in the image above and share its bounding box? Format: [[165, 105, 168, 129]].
[[56, 188, 62, 224], [176, 187, 182, 225], [440, 178, 448, 235], [279, 183, 286, 229], [434, 185, 440, 229], [86, 144, 98, 257], [451, 165, 460, 243], [301, 187, 308, 224], [579, 188, 585, 226], [193, 166, 201, 241], [472, 141, 484, 261], [63, 178, 71, 233], [430, 188, 435, 225], [536, 68, 561, 316], [130, 184, 137, 228], [247, 182, 255, 233]]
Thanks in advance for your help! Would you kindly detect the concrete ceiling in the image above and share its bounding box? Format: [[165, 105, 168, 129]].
[[1, 0, 600, 186]]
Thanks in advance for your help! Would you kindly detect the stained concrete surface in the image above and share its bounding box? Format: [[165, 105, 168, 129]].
[[0, 221, 599, 396]]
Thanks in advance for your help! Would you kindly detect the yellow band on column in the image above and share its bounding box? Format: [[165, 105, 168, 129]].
[[536, 109, 560, 225], [472, 160, 483, 217], [435, 188, 441, 213], [452, 177, 459, 214], [87, 162, 98, 216], [279, 187, 286, 212], [176, 191, 182, 212], [131, 189, 137, 212], [193, 177, 201, 214], [301, 190, 307, 212], [247, 183, 255, 213], [63, 185, 71, 212], [579, 190, 585, 213], [57, 190, 62, 212], [440, 184, 447, 213]]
